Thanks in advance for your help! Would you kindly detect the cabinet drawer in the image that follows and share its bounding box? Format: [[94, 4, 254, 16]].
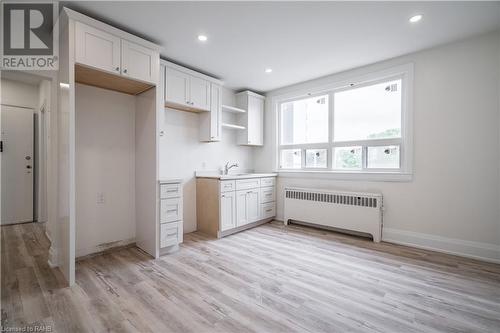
[[261, 202, 276, 219], [160, 183, 181, 199], [260, 187, 276, 204], [260, 177, 275, 187], [160, 198, 182, 223], [160, 222, 178, 248], [236, 178, 260, 191], [220, 180, 236, 193]]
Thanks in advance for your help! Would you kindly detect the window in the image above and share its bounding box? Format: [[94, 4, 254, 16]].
[[280, 94, 329, 145], [277, 65, 411, 178]]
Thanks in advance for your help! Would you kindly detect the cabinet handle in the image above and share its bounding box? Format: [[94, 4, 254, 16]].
[[266, 209, 272, 212], [115, 67, 120, 71], [123, 69, 128, 74]]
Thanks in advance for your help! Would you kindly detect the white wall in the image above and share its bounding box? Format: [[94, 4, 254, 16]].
[[75, 84, 136, 257], [159, 87, 254, 233], [256, 31, 500, 262], [1, 79, 39, 109]]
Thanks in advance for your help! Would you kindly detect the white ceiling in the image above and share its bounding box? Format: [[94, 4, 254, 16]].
[[62, 1, 500, 93]]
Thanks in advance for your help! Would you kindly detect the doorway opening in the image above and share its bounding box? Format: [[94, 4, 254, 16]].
[[1, 71, 53, 226]]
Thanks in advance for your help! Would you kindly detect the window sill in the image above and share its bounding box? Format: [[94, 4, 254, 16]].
[[277, 170, 413, 182]]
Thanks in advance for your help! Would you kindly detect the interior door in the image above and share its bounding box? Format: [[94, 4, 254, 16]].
[[121, 39, 158, 84], [75, 21, 121, 75], [189, 76, 210, 111], [1, 105, 34, 224], [165, 67, 190, 107]]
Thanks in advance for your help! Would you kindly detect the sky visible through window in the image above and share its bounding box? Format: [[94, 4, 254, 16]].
[[334, 79, 402, 142], [280, 95, 329, 145]]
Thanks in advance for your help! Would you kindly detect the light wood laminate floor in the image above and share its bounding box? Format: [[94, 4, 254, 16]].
[[2, 221, 500, 332]]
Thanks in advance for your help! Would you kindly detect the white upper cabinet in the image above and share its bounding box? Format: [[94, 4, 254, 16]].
[[236, 91, 265, 146], [165, 67, 190, 107], [164, 65, 211, 112], [121, 40, 159, 84], [75, 21, 121, 74], [75, 21, 159, 85], [199, 83, 221, 142], [189, 76, 211, 111]]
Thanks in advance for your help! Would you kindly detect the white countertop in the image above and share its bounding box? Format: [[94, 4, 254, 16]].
[[195, 171, 277, 180], [158, 178, 182, 184]]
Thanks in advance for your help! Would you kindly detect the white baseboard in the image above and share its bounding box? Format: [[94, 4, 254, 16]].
[[48, 245, 58, 268], [278, 213, 500, 264], [383, 228, 500, 264], [76, 238, 136, 258]]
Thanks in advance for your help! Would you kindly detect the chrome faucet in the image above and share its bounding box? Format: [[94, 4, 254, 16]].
[[224, 162, 239, 175]]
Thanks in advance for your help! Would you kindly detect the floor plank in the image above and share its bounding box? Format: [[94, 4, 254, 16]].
[[1, 221, 499, 332]]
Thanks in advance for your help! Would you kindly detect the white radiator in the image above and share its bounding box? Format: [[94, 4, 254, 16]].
[[284, 187, 383, 242]]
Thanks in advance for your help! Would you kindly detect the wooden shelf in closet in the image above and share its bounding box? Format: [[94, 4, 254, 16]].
[[75, 64, 154, 95]]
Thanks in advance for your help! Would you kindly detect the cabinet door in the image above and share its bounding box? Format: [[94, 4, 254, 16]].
[[246, 190, 260, 223], [121, 39, 159, 84], [220, 191, 236, 231], [199, 83, 221, 142], [209, 83, 221, 141], [247, 95, 264, 145], [75, 21, 121, 74], [165, 67, 190, 107], [189, 76, 211, 111], [236, 190, 248, 227]]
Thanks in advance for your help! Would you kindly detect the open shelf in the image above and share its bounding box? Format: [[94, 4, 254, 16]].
[[222, 123, 246, 130], [75, 64, 154, 95], [222, 104, 246, 114]]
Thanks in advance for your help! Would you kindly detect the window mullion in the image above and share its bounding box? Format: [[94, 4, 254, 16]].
[[329, 91, 335, 170]]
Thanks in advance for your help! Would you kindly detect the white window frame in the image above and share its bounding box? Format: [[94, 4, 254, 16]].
[[275, 63, 413, 182]]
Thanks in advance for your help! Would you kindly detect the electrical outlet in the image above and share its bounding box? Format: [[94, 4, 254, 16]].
[[202, 161, 207, 169], [97, 192, 105, 204]]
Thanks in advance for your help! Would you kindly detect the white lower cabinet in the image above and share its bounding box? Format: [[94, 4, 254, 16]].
[[261, 202, 276, 219], [236, 189, 260, 227], [220, 191, 236, 231], [159, 180, 183, 253], [160, 222, 179, 248], [247, 190, 261, 223], [196, 176, 276, 238], [235, 190, 248, 226]]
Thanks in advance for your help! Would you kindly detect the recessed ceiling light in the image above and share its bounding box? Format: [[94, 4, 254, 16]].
[[265, 68, 273, 73], [198, 35, 208, 42], [409, 14, 423, 23]]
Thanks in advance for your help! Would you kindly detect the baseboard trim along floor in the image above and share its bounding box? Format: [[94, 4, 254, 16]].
[[276, 217, 500, 264], [382, 227, 500, 264]]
